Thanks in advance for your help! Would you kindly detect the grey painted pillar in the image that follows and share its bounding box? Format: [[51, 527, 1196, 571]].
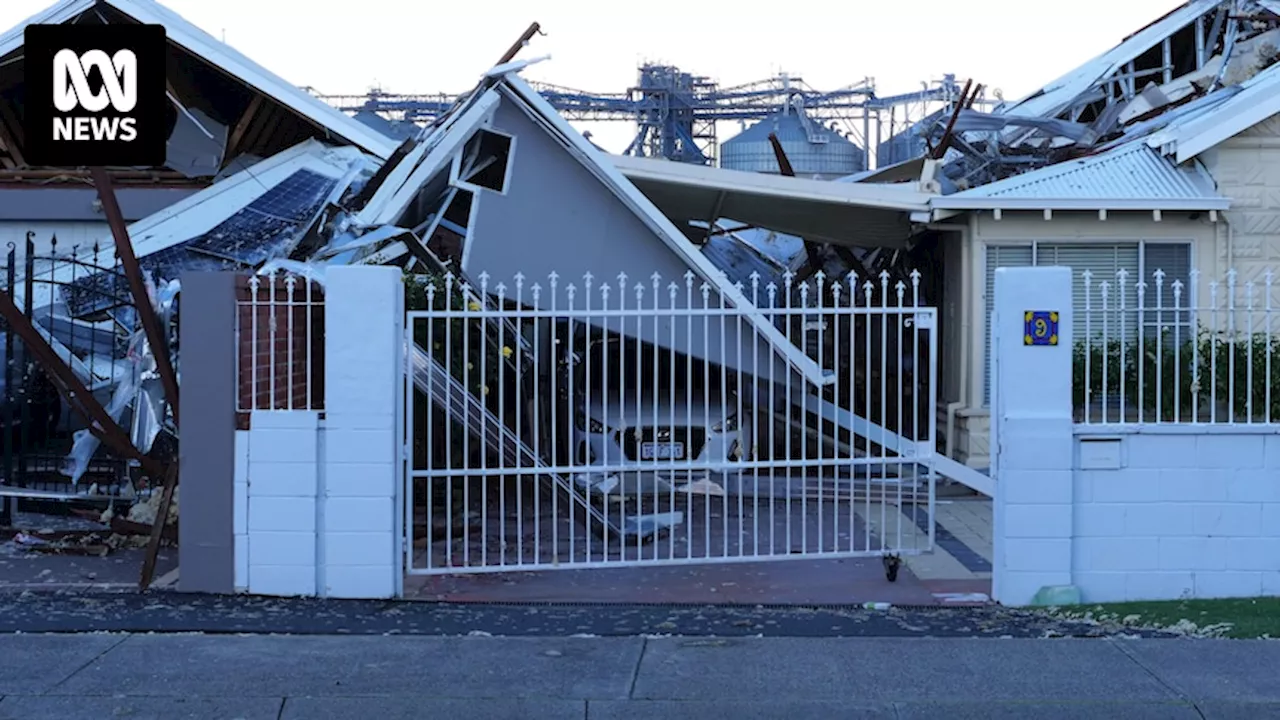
[[178, 271, 237, 593]]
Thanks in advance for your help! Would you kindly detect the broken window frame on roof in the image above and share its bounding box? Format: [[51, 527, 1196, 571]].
[[452, 128, 515, 195]]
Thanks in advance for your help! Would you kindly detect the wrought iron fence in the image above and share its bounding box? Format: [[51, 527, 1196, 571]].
[[1, 233, 137, 514], [235, 270, 326, 419], [1076, 266, 1280, 424]]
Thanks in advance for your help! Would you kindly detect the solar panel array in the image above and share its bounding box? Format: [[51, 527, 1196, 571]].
[[64, 169, 340, 318]]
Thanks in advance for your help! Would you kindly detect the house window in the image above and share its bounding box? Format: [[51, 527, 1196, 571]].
[[983, 241, 1192, 405], [457, 129, 512, 194]]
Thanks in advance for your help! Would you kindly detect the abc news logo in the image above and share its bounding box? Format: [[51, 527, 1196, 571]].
[[53, 48, 140, 142], [24, 24, 166, 167]]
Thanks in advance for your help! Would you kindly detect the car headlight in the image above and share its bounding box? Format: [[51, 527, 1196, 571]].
[[576, 411, 605, 433], [712, 414, 738, 433]]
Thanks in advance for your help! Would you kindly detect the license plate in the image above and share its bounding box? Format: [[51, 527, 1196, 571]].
[[641, 442, 684, 460]]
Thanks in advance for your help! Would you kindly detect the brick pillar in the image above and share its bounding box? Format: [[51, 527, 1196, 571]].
[[991, 266, 1075, 607], [321, 266, 403, 598]]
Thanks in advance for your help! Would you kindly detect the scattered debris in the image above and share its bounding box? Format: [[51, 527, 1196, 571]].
[[890, 0, 1280, 193]]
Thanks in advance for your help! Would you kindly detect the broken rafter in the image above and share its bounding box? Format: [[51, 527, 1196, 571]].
[[90, 168, 182, 429], [138, 462, 178, 592], [766, 132, 826, 281], [930, 78, 973, 160], [226, 95, 263, 159], [0, 168, 191, 181], [0, 99, 23, 150], [767, 132, 796, 176], [497, 22, 544, 66], [0, 116, 24, 167]]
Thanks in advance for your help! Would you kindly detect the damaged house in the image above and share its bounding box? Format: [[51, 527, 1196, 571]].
[[6, 15, 989, 537], [31, 0, 1277, 522], [772, 0, 1280, 468], [0, 0, 396, 258], [0, 0, 395, 495]]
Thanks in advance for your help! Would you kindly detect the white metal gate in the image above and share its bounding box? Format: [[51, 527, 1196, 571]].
[[403, 269, 937, 575]]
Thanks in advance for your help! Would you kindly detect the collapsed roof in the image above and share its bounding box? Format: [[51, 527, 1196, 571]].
[[0, 0, 396, 185], [884, 0, 1279, 213]]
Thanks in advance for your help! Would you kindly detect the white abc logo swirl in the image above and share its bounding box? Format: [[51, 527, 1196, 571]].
[[52, 48, 137, 113]]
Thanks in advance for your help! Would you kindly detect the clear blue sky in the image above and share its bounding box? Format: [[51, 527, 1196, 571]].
[[2, 0, 1183, 152]]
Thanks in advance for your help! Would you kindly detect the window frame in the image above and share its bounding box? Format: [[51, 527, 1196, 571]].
[[980, 238, 1197, 407], [450, 127, 516, 197]]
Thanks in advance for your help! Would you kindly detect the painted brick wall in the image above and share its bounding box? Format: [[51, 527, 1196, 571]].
[[1200, 115, 1280, 321], [235, 276, 325, 422], [1072, 431, 1280, 602], [992, 266, 1280, 605]]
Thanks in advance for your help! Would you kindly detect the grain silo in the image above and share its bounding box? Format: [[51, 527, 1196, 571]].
[[720, 106, 864, 179]]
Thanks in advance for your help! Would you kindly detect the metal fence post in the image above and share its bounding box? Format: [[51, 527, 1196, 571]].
[[1, 243, 14, 526]]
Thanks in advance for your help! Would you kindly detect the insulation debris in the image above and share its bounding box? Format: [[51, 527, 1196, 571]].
[[127, 485, 180, 527]]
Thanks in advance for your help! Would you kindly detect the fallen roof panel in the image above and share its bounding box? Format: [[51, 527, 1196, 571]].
[[0, 0, 399, 160], [613, 154, 933, 211], [611, 154, 930, 247]]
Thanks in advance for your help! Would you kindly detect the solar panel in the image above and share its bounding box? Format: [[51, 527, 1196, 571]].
[[64, 169, 340, 317]]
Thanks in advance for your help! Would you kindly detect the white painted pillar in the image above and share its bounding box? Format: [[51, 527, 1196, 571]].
[[321, 266, 404, 599], [991, 266, 1076, 606], [245, 411, 321, 597]]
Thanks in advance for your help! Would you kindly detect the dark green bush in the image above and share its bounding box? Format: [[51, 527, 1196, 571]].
[[1073, 326, 1280, 422]]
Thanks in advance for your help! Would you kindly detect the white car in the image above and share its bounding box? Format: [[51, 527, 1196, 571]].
[[572, 391, 754, 495]]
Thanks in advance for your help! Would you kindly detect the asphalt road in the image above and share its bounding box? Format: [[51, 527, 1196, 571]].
[[1, 632, 1279, 719]]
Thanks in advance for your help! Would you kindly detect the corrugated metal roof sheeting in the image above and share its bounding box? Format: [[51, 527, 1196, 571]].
[[932, 141, 1227, 210]]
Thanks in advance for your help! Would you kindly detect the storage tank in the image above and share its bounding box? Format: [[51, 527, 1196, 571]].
[[876, 109, 945, 167], [720, 108, 864, 179]]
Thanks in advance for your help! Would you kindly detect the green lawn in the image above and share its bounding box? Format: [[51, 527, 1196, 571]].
[[1051, 598, 1280, 638]]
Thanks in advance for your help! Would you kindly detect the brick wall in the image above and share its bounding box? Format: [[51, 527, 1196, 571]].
[[235, 275, 325, 425], [1071, 432, 1280, 601]]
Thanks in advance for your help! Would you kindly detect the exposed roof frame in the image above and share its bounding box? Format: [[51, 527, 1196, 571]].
[[0, 0, 398, 160], [497, 73, 833, 388], [354, 89, 502, 227], [998, 0, 1225, 119]]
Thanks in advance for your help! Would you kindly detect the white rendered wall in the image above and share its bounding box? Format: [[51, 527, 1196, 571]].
[[992, 266, 1280, 605], [231, 266, 403, 599]]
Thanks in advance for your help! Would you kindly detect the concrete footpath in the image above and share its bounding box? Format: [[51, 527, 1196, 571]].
[[2, 633, 1278, 719]]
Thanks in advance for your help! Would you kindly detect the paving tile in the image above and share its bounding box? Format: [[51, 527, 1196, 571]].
[[0, 695, 282, 720], [633, 638, 1177, 702], [1121, 640, 1280, 703], [589, 700, 891, 719], [280, 697, 584, 720], [57, 635, 643, 700], [894, 700, 1199, 719], [0, 634, 126, 695]]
